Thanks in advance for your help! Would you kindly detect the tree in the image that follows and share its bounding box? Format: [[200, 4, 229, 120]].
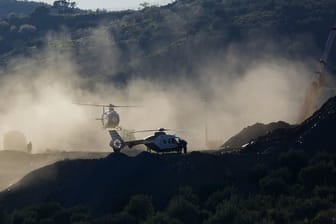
[[146, 212, 182, 224], [53, 0, 76, 13], [0, 206, 10, 224], [0, 20, 9, 33], [31, 6, 50, 18], [124, 195, 154, 222], [204, 202, 241, 224], [110, 212, 136, 224], [18, 24, 37, 36], [53, 0, 67, 8], [206, 187, 238, 211], [70, 1, 76, 9], [259, 176, 289, 195], [299, 162, 335, 188], [279, 149, 308, 174], [166, 196, 201, 224], [140, 2, 150, 9]]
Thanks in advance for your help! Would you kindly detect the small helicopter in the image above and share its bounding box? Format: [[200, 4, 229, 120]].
[[75, 103, 137, 129], [109, 128, 188, 154]]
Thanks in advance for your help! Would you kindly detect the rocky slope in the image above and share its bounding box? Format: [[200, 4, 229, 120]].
[[242, 96, 336, 153], [222, 121, 292, 150]]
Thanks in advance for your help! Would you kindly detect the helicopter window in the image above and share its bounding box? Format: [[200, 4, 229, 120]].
[[163, 139, 167, 144]]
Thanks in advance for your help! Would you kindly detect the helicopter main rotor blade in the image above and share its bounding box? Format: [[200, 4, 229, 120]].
[[131, 128, 193, 134], [131, 129, 160, 133], [74, 103, 109, 107], [131, 128, 174, 133], [113, 106, 140, 108], [73, 103, 140, 108]]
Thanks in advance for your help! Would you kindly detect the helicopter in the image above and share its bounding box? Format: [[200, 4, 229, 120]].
[[109, 128, 188, 154], [75, 103, 137, 129]]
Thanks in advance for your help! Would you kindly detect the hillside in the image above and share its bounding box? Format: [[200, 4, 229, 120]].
[[0, 151, 275, 213], [1, 96, 336, 223], [242, 96, 336, 153], [0, 0, 335, 81], [0, 0, 47, 17], [222, 121, 292, 150], [0, 150, 108, 190]]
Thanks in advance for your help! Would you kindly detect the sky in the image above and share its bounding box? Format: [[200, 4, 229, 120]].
[[39, 0, 174, 10]]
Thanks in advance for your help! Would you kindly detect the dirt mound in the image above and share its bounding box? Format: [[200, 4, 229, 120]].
[[223, 121, 291, 150]]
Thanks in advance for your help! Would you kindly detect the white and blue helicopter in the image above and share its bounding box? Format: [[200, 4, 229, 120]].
[[109, 128, 188, 154]]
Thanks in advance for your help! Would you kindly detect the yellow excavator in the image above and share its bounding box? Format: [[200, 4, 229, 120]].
[[298, 22, 336, 123]]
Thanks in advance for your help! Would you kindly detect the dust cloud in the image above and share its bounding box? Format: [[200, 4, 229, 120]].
[[0, 28, 319, 152]]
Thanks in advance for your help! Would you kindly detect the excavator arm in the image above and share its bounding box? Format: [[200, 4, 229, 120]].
[[298, 22, 336, 123], [320, 23, 336, 66]]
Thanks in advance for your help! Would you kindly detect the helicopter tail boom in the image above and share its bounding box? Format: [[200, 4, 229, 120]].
[[109, 130, 147, 152]]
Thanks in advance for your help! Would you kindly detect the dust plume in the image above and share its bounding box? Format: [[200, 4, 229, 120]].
[[0, 28, 319, 152], [114, 57, 314, 149], [0, 47, 105, 152]]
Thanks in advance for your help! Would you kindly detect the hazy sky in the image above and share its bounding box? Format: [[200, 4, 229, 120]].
[[39, 0, 174, 10]]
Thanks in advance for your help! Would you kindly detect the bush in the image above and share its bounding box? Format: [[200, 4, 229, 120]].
[[145, 212, 182, 224], [18, 24, 37, 36], [269, 209, 290, 224], [204, 202, 242, 224], [205, 187, 238, 210], [312, 209, 336, 224], [176, 186, 199, 205], [31, 6, 50, 18], [313, 186, 336, 199], [124, 194, 154, 222], [110, 212, 136, 224], [0, 20, 9, 33], [299, 162, 335, 188], [259, 176, 289, 195], [53, 210, 70, 224], [250, 163, 268, 183], [12, 210, 38, 224], [166, 196, 201, 224], [279, 149, 308, 173]]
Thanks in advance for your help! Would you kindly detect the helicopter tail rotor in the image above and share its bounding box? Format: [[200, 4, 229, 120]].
[[109, 130, 125, 153]]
